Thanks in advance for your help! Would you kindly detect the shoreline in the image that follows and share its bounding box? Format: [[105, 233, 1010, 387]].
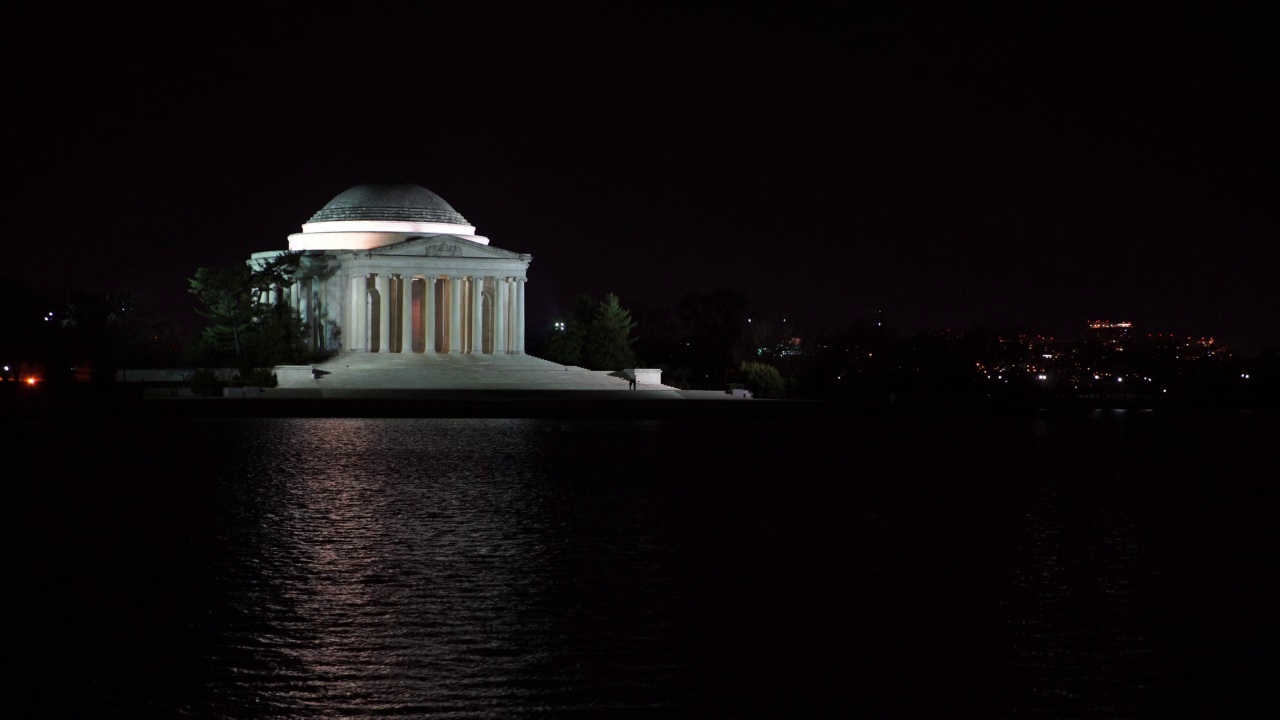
[[2, 387, 1271, 420]]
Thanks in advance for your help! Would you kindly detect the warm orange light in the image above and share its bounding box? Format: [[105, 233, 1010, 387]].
[[26, 378, 36, 386]]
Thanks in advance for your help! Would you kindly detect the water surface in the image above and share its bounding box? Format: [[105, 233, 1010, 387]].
[[12, 412, 1277, 717]]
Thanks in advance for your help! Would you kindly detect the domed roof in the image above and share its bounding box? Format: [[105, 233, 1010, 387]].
[[308, 183, 469, 225]]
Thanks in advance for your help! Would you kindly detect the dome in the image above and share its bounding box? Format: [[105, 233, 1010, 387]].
[[308, 183, 469, 226]]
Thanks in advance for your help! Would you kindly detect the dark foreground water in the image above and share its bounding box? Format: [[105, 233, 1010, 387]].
[[10, 411, 1278, 717]]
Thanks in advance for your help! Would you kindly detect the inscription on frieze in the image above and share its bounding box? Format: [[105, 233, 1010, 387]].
[[423, 241, 461, 257]]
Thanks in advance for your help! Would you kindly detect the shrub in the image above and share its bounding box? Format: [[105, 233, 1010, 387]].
[[190, 369, 224, 397], [233, 367, 277, 388], [739, 361, 787, 398]]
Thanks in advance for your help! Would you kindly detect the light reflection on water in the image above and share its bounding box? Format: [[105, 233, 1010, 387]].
[[12, 412, 1278, 717], [200, 418, 681, 716]]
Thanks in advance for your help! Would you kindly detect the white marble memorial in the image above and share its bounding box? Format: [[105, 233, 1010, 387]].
[[248, 183, 532, 357]]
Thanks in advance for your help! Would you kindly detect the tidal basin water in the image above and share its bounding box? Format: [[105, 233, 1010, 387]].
[[12, 411, 1277, 717]]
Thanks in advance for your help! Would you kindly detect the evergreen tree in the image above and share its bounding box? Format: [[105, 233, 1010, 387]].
[[189, 265, 253, 358], [541, 293, 639, 370], [584, 293, 638, 371], [188, 252, 310, 369]]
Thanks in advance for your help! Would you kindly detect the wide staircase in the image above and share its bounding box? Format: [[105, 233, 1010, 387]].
[[272, 352, 680, 396]]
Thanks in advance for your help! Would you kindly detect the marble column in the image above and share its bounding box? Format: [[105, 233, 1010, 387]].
[[449, 276, 462, 353], [347, 275, 361, 351], [376, 274, 391, 352], [516, 278, 527, 353], [508, 277, 518, 352], [495, 277, 507, 354], [424, 277, 437, 354], [400, 276, 414, 353], [470, 277, 484, 354]]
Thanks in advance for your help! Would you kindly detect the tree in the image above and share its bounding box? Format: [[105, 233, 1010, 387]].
[[584, 293, 638, 371], [188, 252, 311, 369], [541, 293, 639, 370], [739, 360, 786, 398], [189, 264, 253, 358]]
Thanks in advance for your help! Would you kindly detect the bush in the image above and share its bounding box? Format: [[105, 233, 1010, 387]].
[[190, 369, 224, 397], [739, 361, 787, 398], [233, 367, 277, 388]]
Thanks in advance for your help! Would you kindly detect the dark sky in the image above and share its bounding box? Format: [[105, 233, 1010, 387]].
[[7, 5, 1277, 352]]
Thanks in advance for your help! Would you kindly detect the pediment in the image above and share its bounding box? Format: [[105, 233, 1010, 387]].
[[368, 234, 521, 259]]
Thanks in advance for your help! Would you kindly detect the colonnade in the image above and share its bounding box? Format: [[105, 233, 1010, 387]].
[[344, 273, 526, 354]]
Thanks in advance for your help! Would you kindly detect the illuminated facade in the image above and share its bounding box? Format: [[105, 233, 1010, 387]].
[[248, 184, 531, 354]]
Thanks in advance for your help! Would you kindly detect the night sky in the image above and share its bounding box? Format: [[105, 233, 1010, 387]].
[[7, 5, 1277, 353]]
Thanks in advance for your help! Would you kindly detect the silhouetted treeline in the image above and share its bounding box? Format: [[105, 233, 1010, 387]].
[[0, 280, 185, 385], [541, 287, 1278, 404]]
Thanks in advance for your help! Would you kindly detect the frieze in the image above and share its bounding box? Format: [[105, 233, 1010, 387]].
[[423, 241, 462, 257]]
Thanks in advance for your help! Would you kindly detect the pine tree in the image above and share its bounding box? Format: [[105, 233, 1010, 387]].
[[542, 293, 639, 370], [584, 293, 638, 371], [188, 252, 310, 368], [189, 265, 253, 358]]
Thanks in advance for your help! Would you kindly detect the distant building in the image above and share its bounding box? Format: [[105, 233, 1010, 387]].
[[248, 184, 532, 355], [1086, 320, 1132, 348]]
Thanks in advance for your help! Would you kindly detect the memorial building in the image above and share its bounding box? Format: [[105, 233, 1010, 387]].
[[249, 183, 531, 356]]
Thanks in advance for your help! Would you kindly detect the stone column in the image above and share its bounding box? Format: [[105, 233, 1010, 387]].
[[348, 275, 361, 351], [376, 274, 391, 352], [424, 276, 437, 354], [449, 276, 462, 353], [516, 278, 527, 353], [470, 277, 484, 354], [508, 277, 518, 352], [495, 277, 507, 354], [400, 276, 414, 353]]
